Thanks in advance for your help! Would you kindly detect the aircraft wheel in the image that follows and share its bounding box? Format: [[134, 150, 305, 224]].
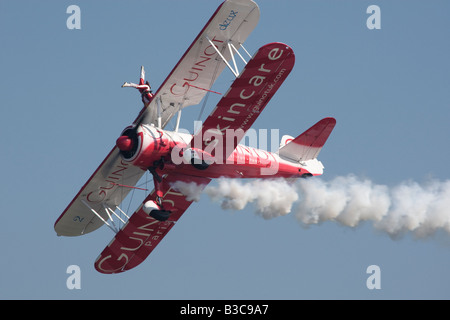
[[149, 209, 171, 221], [143, 200, 171, 221]]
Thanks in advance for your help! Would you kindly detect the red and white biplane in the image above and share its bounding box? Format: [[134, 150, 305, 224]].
[[55, 0, 336, 274]]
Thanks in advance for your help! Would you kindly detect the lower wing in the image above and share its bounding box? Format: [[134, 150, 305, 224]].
[[94, 173, 210, 274]]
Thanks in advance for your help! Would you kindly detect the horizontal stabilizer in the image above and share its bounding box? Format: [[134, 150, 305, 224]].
[[278, 117, 336, 162]]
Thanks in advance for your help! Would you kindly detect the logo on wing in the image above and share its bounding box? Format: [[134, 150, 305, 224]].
[[219, 10, 238, 30]]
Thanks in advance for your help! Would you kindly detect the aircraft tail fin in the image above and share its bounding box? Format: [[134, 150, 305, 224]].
[[279, 134, 294, 149], [278, 117, 336, 162]]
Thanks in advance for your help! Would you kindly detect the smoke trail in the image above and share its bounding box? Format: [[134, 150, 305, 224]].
[[205, 178, 299, 219], [295, 175, 450, 238], [173, 178, 298, 219], [173, 175, 450, 239], [171, 181, 206, 202]]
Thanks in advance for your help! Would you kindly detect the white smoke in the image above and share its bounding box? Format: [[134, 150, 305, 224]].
[[171, 181, 206, 202], [205, 178, 299, 219], [296, 175, 450, 239], [173, 178, 298, 219], [172, 175, 450, 239]]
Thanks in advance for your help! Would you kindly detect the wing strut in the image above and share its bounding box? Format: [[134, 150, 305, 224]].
[[81, 200, 117, 234], [239, 43, 252, 59], [103, 203, 126, 225], [205, 36, 251, 77], [175, 109, 182, 132], [80, 200, 133, 234], [229, 42, 250, 65], [156, 97, 162, 129]]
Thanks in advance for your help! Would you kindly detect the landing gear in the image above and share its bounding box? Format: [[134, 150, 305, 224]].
[[146, 157, 172, 221], [149, 157, 164, 201], [143, 200, 171, 221], [150, 209, 171, 221]]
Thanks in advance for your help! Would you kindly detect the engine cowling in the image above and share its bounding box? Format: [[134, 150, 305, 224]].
[[116, 125, 172, 169]]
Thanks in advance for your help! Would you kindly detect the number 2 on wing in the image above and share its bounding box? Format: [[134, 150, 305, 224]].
[[73, 216, 84, 223]]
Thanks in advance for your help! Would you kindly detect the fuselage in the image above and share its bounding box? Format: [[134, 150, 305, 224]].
[[116, 124, 324, 180]]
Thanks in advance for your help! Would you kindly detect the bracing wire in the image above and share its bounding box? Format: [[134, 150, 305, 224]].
[[197, 58, 222, 122]]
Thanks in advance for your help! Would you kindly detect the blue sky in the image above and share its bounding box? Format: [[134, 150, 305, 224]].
[[1, 0, 449, 299]]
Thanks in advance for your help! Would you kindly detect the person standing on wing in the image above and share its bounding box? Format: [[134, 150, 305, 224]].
[[122, 66, 154, 106]]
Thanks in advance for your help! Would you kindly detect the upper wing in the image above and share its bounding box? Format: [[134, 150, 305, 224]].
[[190, 42, 295, 162], [137, 0, 260, 128], [94, 173, 210, 274], [278, 117, 337, 162], [54, 148, 145, 237]]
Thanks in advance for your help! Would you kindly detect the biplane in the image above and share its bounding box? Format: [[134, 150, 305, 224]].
[[54, 0, 336, 274]]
